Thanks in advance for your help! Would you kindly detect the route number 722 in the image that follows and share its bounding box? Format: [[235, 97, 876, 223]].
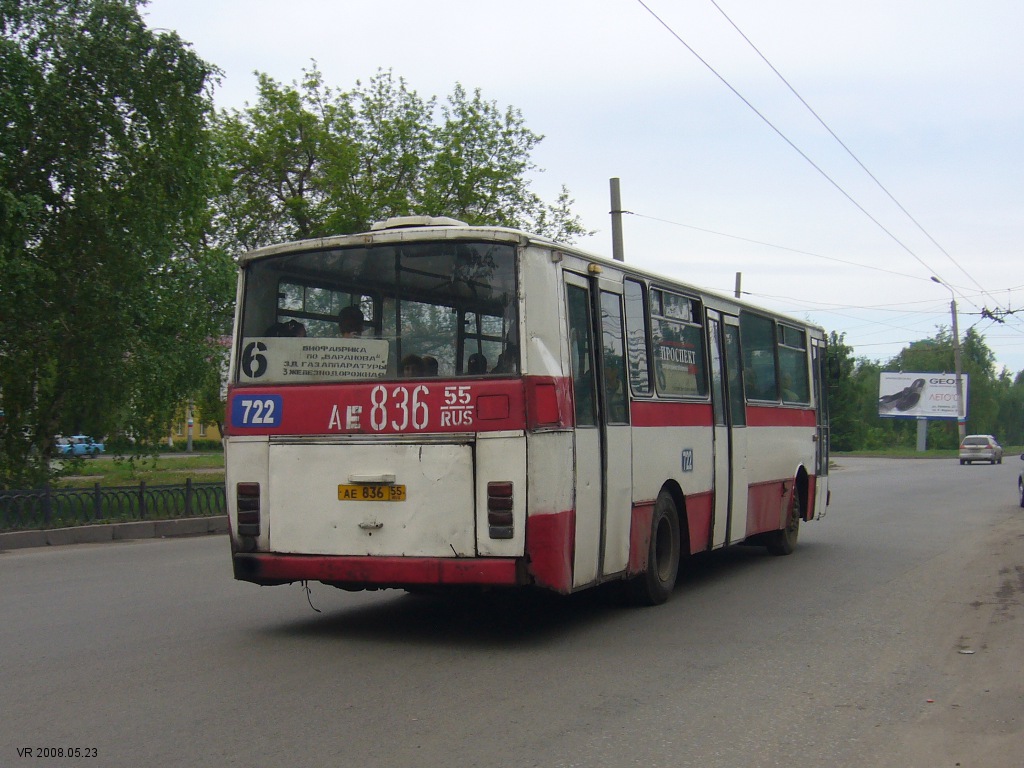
[[232, 395, 283, 428]]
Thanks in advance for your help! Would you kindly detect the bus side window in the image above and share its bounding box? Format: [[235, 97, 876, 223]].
[[651, 289, 707, 398], [566, 284, 597, 426], [778, 325, 810, 403], [739, 312, 779, 401], [600, 291, 629, 424], [624, 279, 651, 396]]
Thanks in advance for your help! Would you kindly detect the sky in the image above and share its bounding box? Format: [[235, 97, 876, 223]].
[[143, 0, 1024, 375]]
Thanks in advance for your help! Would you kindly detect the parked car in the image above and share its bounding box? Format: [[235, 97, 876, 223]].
[[1018, 454, 1023, 508], [56, 434, 105, 457], [958, 434, 1003, 465]]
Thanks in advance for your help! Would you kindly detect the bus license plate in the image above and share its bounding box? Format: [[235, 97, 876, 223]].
[[337, 484, 407, 502]]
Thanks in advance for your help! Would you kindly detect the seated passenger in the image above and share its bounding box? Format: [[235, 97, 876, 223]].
[[421, 355, 439, 376], [338, 306, 365, 338], [491, 344, 518, 374], [264, 319, 306, 337], [401, 354, 425, 378], [467, 353, 487, 375]]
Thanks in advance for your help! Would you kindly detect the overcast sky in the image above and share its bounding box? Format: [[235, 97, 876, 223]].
[[144, 0, 1024, 374]]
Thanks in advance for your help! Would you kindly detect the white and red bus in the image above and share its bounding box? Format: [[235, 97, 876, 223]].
[[225, 216, 830, 605]]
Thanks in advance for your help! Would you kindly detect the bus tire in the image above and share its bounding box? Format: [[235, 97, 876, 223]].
[[628, 490, 681, 606], [766, 490, 801, 556]]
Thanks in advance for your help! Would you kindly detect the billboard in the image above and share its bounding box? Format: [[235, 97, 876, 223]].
[[878, 372, 968, 420]]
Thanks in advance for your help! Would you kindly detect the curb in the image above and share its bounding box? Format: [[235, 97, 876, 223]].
[[0, 516, 228, 551]]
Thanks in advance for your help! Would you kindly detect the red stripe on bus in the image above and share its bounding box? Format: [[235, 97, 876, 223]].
[[628, 503, 654, 575], [630, 490, 712, 566], [805, 479, 818, 521], [227, 376, 582, 436], [630, 400, 714, 428], [745, 479, 789, 536], [233, 553, 519, 587], [227, 379, 530, 436], [525, 509, 575, 594], [745, 405, 816, 428], [685, 491, 713, 554]]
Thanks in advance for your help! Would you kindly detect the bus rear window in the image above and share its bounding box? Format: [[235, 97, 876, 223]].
[[236, 241, 518, 384]]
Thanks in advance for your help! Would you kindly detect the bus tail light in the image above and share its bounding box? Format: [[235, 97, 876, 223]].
[[487, 481, 514, 539], [236, 482, 261, 537]]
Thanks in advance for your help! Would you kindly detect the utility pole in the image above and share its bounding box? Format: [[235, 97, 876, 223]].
[[931, 277, 966, 442], [610, 178, 625, 262]]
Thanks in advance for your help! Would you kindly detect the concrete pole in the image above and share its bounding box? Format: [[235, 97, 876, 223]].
[[916, 416, 928, 452], [931, 277, 966, 442], [734, 272, 742, 299], [950, 297, 966, 442], [610, 178, 625, 262]]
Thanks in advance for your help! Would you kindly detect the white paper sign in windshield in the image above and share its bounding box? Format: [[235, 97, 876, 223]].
[[239, 338, 389, 383]]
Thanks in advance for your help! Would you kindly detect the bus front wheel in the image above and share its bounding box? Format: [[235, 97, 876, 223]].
[[766, 489, 801, 556], [628, 490, 681, 606]]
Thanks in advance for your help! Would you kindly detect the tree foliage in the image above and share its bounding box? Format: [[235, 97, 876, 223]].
[[209, 66, 590, 254], [0, 0, 234, 487]]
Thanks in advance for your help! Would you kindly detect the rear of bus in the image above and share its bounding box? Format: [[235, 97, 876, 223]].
[[225, 218, 571, 593]]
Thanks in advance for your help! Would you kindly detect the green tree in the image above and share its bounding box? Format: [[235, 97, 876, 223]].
[[958, 326, 999, 438], [0, 0, 232, 487], [995, 369, 1024, 446], [210, 66, 590, 254], [825, 332, 858, 451]]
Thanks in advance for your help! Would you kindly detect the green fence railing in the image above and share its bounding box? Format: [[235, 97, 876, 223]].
[[0, 480, 226, 532]]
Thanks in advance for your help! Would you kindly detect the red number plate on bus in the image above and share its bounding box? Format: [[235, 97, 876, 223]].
[[337, 484, 407, 502]]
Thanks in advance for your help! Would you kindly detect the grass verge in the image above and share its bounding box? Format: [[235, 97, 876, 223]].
[[54, 453, 225, 488]]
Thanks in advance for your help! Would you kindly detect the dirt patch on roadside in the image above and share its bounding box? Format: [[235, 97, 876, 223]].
[[887, 512, 1024, 766]]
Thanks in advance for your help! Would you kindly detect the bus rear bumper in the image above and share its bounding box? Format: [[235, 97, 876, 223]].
[[233, 553, 522, 590]]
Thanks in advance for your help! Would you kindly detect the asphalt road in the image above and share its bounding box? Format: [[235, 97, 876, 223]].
[[2, 457, 1021, 767]]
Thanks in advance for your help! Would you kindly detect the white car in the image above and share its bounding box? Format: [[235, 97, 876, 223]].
[[958, 434, 1003, 465]]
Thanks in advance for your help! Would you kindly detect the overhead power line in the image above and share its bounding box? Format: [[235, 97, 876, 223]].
[[634, 0, 1009, 319], [705, 0, 996, 306], [626, 211, 931, 283]]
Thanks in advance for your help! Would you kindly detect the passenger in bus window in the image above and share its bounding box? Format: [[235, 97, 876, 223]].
[[491, 344, 518, 374], [265, 320, 306, 337], [422, 355, 439, 376], [604, 365, 628, 422], [338, 305, 365, 338], [401, 354, 425, 377], [467, 353, 488, 375], [781, 374, 800, 402]]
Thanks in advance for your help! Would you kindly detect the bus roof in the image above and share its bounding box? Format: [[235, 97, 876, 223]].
[[237, 217, 824, 334]]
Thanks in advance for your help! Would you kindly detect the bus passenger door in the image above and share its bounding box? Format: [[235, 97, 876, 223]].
[[707, 312, 731, 548], [722, 317, 749, 544], [811, 337, 830, 517], [565, 277, 602, 587], [597, 287, 632, 577], [564, 275, 632, 587]]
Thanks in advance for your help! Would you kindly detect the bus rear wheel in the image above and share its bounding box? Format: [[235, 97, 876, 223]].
[[766, 489, 801, 556], [628, 490, 681, 606]]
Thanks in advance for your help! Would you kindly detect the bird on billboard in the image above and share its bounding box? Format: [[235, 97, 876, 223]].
[[878, 378, 925, 412]]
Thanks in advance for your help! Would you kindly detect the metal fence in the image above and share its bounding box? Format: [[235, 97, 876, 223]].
[[0, 480, 226, 532]]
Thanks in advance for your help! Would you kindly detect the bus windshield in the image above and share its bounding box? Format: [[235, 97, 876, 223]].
[[236, 240, 519, 385]]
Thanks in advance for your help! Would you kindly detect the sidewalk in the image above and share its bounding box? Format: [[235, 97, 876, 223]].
[[0, 516, 228, 550]]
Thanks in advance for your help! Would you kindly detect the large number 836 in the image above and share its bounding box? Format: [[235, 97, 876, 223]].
[[370, 385, 429, 431]]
